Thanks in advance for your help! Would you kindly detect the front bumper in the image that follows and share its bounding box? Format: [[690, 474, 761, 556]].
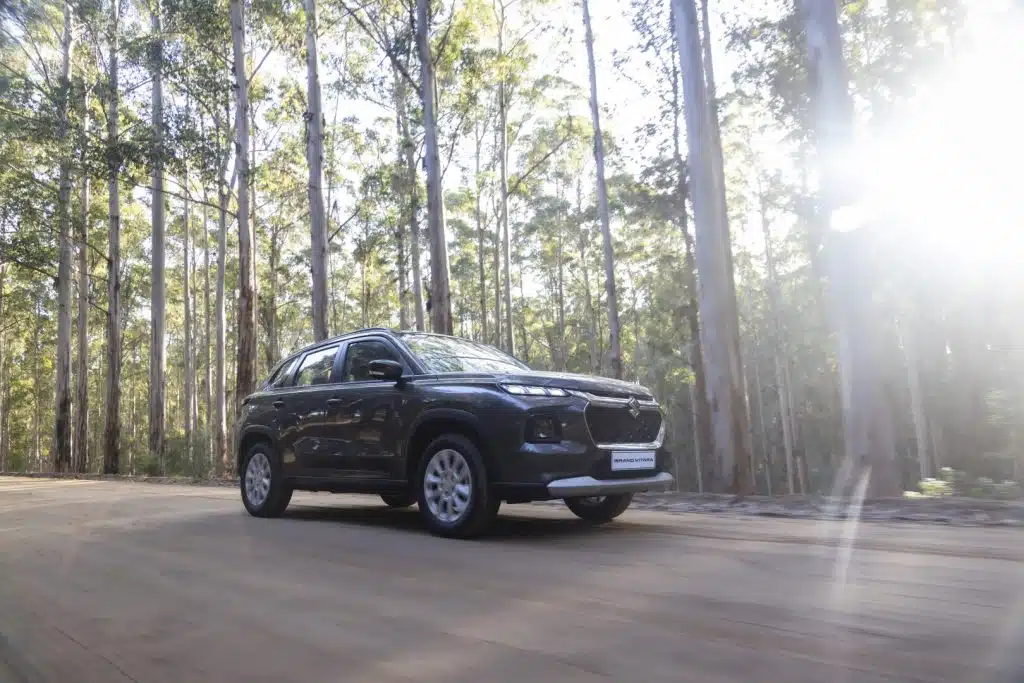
[[546, 471, 674, 497]]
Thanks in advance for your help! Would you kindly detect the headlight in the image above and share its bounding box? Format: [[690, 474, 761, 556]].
[[500, 383, 568, 397]]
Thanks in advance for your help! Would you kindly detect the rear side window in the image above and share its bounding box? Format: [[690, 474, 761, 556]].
[[267, 356, 300, 389], [293, 345, 340, 387]]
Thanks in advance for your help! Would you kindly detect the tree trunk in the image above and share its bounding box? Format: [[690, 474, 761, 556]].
[[149, 1, 166, 474], [183, 167, 194, 471], [33, 301, 42, 470], [750, 332, 772, 495], [397, 77, 425, 331], [688, 381, 703, 492], [0, 260, 5, 472], [582, 0, 622, 380], [900, 316, 931, 480], [103, 0, 122, 474], [74, 67, 90, 474], [802, 0, 900, 497], [266, 228, 279, 366], [556, 223, 566, 372], [673, 0, 753, 494], [215, 169, 228, 474], [474, 121, 488, 343], [496, 5, 513, 354], [759, 186, 795, 494], [667, 7, 714, 471], [305, 0, 329, 342], [203, 191, 212, 461], [232, 0, 257, 416], [394, 78, 410, 331], [575, 176, 598, 373], [416, 0, 453, 335], [53, 0, 74, 473]]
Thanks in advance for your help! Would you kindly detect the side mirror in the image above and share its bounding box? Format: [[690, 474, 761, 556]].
[[368, 359, 404, 382]]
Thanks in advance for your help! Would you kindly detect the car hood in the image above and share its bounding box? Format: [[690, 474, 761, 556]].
[[496, 370, 653, 399]]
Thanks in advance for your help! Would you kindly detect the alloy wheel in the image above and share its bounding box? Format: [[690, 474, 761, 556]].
[[423, 448, 473, 524], [244, 451, 272, 508]]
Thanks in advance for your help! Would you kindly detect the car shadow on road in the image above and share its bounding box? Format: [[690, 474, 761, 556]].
[[281, 503, 628, 542]]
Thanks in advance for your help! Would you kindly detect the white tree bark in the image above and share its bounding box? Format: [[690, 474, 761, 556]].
[[305, 0, 329, 342], [53, 0, 74, 473], [758, 184, 796, 493], [495, 0, 514, 354], [393, 77, 411, 331], [395, 76, 425, 331], [582, 0, 623, 380], [672, 0, 752, 493], [801, 0, 900, 497], [900, 317, 930, 480], [473, 119, 487, 342], [74, 73, 90, 474], [103, 0, 122, 474], [231, 0, 257, 416], [202, 189, 212, 461], [183, 168, 194, 470], [215, 171, 228, 474], [149, 0, 167, 474], [416, 0, 453, 334]]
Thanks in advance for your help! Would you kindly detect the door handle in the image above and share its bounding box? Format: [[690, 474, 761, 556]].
[[273, 400, 285, 409], [325, 398, 342, 407]]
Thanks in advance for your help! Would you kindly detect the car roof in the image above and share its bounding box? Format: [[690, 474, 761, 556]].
[[287, 327, 397, 359]]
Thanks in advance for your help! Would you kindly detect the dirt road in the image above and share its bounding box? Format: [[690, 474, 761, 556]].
[[0, 477, 1020, 683]]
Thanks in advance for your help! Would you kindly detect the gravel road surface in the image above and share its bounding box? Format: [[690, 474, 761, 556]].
[[1, 477, 1021, 683]]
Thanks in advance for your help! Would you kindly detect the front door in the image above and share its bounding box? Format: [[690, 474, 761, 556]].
[[322, 338, 406, 481], [285, 343, 342, 478]]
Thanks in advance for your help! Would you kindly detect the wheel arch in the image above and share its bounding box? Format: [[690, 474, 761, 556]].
[[236, 426, 277, 477], [405, 409, 490, 484]]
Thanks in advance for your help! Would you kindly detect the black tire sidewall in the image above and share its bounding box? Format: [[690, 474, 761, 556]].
[[416, 434, 496, 538], [240, 442, 291, 518], [564, 493, 633, 523]]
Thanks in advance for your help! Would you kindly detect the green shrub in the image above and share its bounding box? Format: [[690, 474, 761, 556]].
[[919, 477, 954, 497], [918, 469, 1022, 500]]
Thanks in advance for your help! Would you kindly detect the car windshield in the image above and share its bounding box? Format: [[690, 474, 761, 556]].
[[400, 333, 529, 373]]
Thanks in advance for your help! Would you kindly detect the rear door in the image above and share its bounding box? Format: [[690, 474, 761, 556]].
[[322, 337, 408, 481], [284, 343, 343, 478]]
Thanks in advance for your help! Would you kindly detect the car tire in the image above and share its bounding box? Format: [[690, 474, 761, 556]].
[[563, 493, 633, 524], [416, 433, 499, 539], [380, 492, 417, 509], [240, 442, 292, 518]]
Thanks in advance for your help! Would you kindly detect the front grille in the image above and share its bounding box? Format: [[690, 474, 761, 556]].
[[585, 405, 662, 444]]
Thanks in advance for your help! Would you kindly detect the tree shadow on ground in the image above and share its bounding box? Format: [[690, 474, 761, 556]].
[[280, 501, 637, 542]]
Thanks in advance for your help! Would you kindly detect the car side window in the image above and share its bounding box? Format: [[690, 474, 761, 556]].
[[292, 345, 340, 387], [342, 340, 400, 382], [268, 356, 300, 389]]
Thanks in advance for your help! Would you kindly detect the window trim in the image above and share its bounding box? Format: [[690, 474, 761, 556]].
[[290, 343, 343, 388]]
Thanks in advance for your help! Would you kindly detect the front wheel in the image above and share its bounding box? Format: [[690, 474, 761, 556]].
[[564, 493, 633, 524], [416, 434, 499, 538], [241, 442, 292, 518]]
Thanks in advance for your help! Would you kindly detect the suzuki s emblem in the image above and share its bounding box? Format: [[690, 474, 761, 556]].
[[626, 397, 641, 419]]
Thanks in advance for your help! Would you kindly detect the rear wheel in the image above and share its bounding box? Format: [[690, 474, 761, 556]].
[[416, 434, 499, 538], [563, 493, 633, 524], [380, 492, 416, 509], [241, 442, 292, 518]]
